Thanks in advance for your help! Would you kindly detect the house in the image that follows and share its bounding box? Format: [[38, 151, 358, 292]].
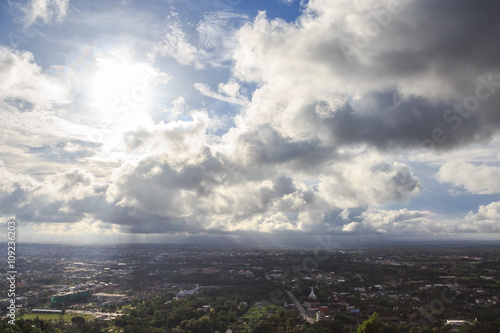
[[446, 320, 471, 326]]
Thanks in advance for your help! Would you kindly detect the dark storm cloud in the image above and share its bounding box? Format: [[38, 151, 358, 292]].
[[339, 0, 500, 150], [324, 91, 492, 151], [235, 126, 343, 174]]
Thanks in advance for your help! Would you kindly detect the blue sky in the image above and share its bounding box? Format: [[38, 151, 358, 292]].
[[1, 0, 500, 245]]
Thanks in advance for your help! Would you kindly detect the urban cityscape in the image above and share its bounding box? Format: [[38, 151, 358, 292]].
[[1, 242, 500, 332]]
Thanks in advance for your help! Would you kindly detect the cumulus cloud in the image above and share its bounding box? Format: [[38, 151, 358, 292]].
[[231, 0, 500, 151], [0, 161, 172, 235], [338, 201, 500, 236], [437, 160, 500, 194], [0, 47, 71, 105], [0, 163, 102, 223], [34, 168, 98, 202], [319, 157, 421, 209], [342, 208, 444, 236], [462, 201, 500, 233], [102, 117, 421, 234]]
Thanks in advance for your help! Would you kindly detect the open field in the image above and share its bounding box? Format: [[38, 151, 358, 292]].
[[19, 313, 96, 323]]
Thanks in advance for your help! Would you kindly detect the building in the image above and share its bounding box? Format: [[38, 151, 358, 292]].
[[309, 286, 317, 300], [50, 290, 92, 305], [446, 320, 471, 326], [176, 284, 200, 299]]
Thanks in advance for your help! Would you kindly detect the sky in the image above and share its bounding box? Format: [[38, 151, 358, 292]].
[[1, 0, 500, 246]]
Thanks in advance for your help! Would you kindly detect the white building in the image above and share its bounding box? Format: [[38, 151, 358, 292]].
[[309, 286, 317, 300]]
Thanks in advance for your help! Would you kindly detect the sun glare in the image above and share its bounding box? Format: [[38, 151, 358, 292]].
[[87, 54, 160, 122]]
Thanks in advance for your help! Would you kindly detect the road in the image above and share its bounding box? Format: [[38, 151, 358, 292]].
[[285, 290, 315, 323]]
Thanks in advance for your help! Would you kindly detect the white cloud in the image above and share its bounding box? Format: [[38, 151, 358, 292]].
[[0, 47, 71, 105], [197, 11, 248, 52], [462, 201, 500, 233], [340, 201, 500, 236], [22, 0, 69, 27], [342, 208, 445, 236], [0, 161, 36, 196], [149, 10, 248, 68], [338, 208, 351, 220], [0, 161, 109, 225], [194, 81, 249, 106], [342, 222, 364, 233], [437, 160, 500, 194], [318, 155, 421, 209], [0, 100, 107, 177], [30, 218, 117, 235], [149, 11, 205, 68], [34, 168, 99, 202]]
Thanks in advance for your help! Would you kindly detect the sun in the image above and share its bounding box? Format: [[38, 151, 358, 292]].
[[89, 56, 145, 114], [79, 50, 171, 157], [86, 53, 168, 123]]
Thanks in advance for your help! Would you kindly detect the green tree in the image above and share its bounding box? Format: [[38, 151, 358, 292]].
[[71, 316, 86, 328], [357, 312, 384, 333]]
